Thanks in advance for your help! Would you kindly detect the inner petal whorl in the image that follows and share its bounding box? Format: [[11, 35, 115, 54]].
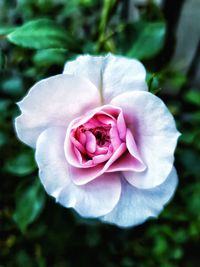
[[72, 114, 122, 165], [65, 105, 130, 170]]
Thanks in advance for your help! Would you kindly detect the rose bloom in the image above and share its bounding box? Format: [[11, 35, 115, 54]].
[[15, 54, 180, 227]]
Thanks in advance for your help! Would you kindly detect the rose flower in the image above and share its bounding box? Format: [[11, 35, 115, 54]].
[[15, 54, 180, 227]]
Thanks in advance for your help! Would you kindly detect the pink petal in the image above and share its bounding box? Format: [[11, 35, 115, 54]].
[[106, 152, 146, 173], [117, 111, 127, 141], [65, 135, 82, 168], [126, 128, 146, 168], [109, 125, 122, 150], [79, 132, 86, 146], [95, 145, 108, 155], [92, 146, 113, 164], [85, 131, 96, 153], [96, 114, 116, 125], [71, 135, 86, 154], [65, 105, 125, 168], [70, 105, 120, 130], [100, 106, 120, 117], [84, 117, 103, 128], [70, 143, 126, 185], [74, 147, 93, 167], [103, 142, 126, 168]]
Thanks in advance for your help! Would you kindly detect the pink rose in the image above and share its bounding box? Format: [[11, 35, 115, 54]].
[[15, 54, 180, 227]]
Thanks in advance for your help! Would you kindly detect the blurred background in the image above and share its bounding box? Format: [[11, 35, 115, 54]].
[[1, 0, 200, 266]]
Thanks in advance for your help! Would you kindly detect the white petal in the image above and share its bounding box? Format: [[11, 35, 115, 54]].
[[35, 127, 121, 217], [63, 55, 104, 93], [15, 74, 100, 148], [101, 167, 178, 228], [63, 53, 147, 104], [35, 127, 69, 198], [57, 172, 121, 218], [111, 91, 180, 189]]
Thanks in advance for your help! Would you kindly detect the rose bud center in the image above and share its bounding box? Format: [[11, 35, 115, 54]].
[[65, 105, 146, 180], [70, 112, 123, 166]]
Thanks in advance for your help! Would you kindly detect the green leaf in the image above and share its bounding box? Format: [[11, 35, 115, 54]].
[[33, 48, 68, 66], [7, 19, 70, 49], [168, 72, 187, 89], [13, 179, 46, 233], [184, 90, 200, 106], [127, 21, 166, 60], [99, 0, 117, 34], [178, 149, 200, 175], [0, 49, 6, 70], [4, 149, 37, 176], [0, 131, 8, 147], [97, 0, 118, 51], [15, 250, 34, 267], [0, 99, 11, 115], [180, 131, 196, 145], [1, 76, 24, 96], [147, 72, 161, 95], [0, 26, 17, 36], [192, 111, 200, 123]]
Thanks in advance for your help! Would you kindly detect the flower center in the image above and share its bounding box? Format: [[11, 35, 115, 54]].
[[90, 126, 111, 146], [67, 106, 130, 168]]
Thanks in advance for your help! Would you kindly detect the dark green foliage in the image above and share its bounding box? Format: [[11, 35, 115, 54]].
[[7, 19, 73, 49], [127, 21, 166, 60], [13, 179, 46, 233], [0, 26, 17, 36], [4, 148, 37, 176], [33, 48, 69, 67], [1, 0, 200, 266]]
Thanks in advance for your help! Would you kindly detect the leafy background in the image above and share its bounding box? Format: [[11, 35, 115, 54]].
[[1, 0, 200, 266]]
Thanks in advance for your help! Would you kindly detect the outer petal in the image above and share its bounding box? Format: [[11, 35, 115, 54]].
[[57, 173, 121, 218], [63, 55, 104, 93], [35, 127, 69, 198], [63, 54, 147, 103], [35, 127, 121, 217], [15, 74, 100, 148], [101, 167, 178, 228], [111, 91, 180, 189]]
